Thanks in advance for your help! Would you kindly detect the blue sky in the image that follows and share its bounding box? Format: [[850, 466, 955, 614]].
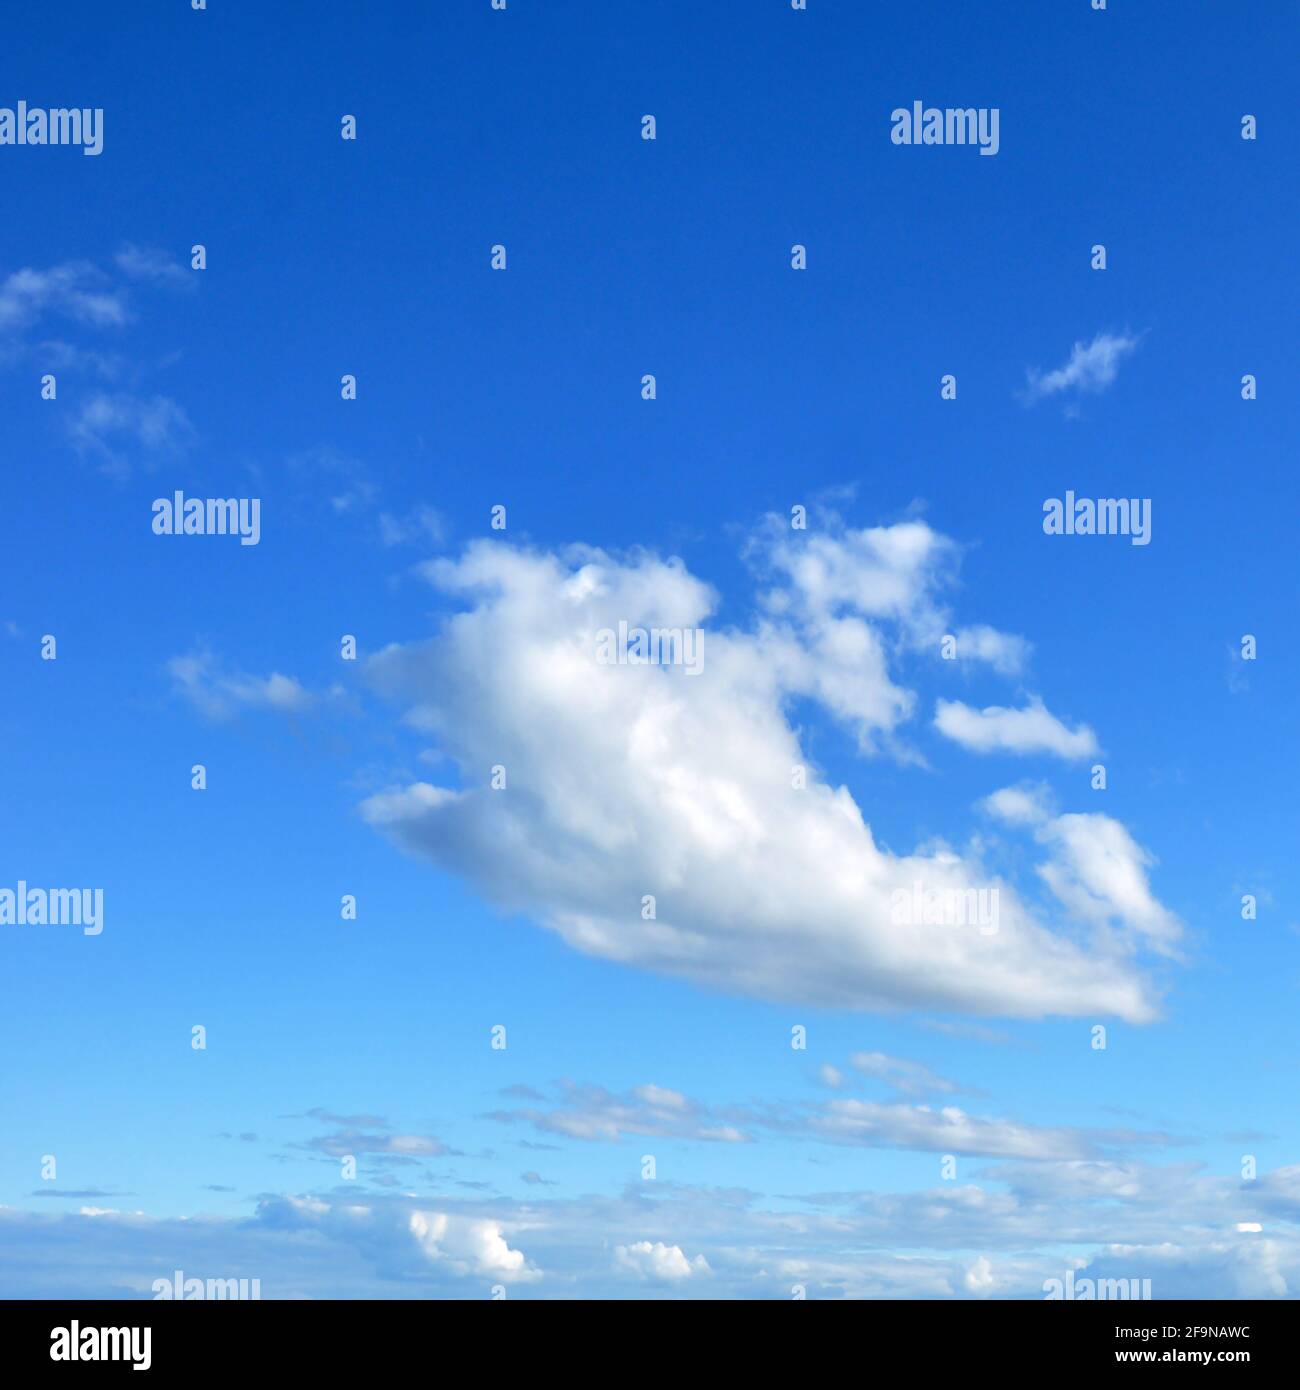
[[2, 0, 1298, 1298]]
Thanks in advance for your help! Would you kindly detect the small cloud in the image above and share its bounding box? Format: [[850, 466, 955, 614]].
[[632, 1084, 688, 1111], [806, 1099, 1101, 1160], [378, 505, 444, 547], [114, 243, 193, 289], [1227, 642, 1252, 695], [952, 625, 1030, 676], [288, 446, 377, 516], [981, 782, 1054, 827], [964, 1254, 997, 1294], [29, 1189, 130, 1200], [331, 484, 378, 514], [0, 261, 128, 334], [298, 1108, 388, 1128], [407, 1209, 539, 1282], [168, 650, 315, 722], [615, 1240, 710, 1282], [983, 786, 1182, 955], [284, 1107, 455, 1167], [935, 697, 1099, 761], [917, 1018, 1014, 1046], [69, 391, 193, 474], [499, 1084, 546, 1101], [1021, 331, 1139, 405], [487, 1081, 750, 1145], [34, 340, 124, 379], [847, 1051, 960, 1099]]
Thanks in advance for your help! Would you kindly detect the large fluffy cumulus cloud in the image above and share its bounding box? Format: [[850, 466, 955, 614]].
[[360, 520, 1178, 1021]]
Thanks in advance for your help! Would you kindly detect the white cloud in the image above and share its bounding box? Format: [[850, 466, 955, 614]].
[[492, 1072, 1175, 1162], [984, 789, 1182, 955], [847, 1051, 959, 1098], [807, 1099, 1097, 1159], [615, 1240, 710, 1281], [489, 1081, 750, 1144], [31, 339, 124, 379], [1076, 1239, 1289, 1300], [964, 1254, 996, 1294], [168, 650, 314, 721], [378, 504, 444, 547], [756, 517, 1030, 699], [408, 1210, 539, 1282], [934, 697, 1099, 760], [1036, 814, 1181, 953], [113, 243, 192, 288], [360, 528, 1173, 1021], [256, 1194, 540, 1283], [291, 1112, 449, 1162], [1022, 331, 1139, 403], [0, 261, 128, 333], [633, 1084, 689, 1111], [951, 625, 1030, 676], [3, 1154, 1293, 1299], [69, 391, 193, 468], [981, 784, 1052, 827]]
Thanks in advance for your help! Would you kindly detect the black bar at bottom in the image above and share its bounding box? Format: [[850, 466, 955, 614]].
[[1, 1297, 1286, 1375]]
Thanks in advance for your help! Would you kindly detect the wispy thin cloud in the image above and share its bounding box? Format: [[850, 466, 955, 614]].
[[1021, 331, 1139, 405], [846, 1051, 962, 1098], [113, 243, 193, 289], [0, 261, 128, 333], [68, 391, 194, 474], [168, 649, 316, 722], [486, 1081, 751, 1145]]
